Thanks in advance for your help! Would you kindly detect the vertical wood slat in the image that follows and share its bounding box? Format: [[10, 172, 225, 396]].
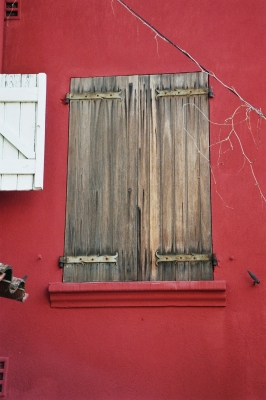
[[64, 73, 212, 282], [174, 76, 187, 280], [158, 74, 176, 280], [197, 72, 212, 280], [185, 74, 202, 280], [17, 74, 36, 190], [34, 73, 47, 190], [0, 77, 4, 189], [149, 75, 162, 281], [0, 74, 21, 190], [138, 75, 150, 280]]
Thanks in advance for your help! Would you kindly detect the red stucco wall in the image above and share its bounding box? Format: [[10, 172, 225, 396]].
[[1, 1, 266, 399]]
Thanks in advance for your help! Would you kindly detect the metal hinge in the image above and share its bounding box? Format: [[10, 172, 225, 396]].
[[65, 91, 122, 103], [59, 252, 118, 268], [155, 251, 216, 266], [156, 87, 214, 99]]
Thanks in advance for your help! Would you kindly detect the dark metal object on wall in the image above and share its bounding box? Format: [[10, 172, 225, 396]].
[[0, 264, 28, 302], [247, 270, 260, 285]]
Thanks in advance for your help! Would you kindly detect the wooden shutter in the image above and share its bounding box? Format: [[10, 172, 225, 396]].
[[64, 76, 139, 282], [0, 73, 46, 190], [63, 72, 212, 282], [138, 73, 212, 281]]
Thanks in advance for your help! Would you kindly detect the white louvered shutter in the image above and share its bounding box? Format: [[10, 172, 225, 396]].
[[0, 73, 46, 190]]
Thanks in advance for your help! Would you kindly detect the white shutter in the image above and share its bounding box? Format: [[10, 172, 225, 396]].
[[0, 73, 46, 190]]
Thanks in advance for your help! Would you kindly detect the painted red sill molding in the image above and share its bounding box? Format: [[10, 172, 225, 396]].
[[48, 280, 226, 308]]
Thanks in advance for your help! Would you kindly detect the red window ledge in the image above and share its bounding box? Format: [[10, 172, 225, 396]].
[[48, 281, 226, 308]]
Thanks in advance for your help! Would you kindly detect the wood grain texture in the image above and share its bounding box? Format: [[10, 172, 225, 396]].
[[64, 76, 138, 282], [138, 73, 212, 281], [64, 73, 212, 282]]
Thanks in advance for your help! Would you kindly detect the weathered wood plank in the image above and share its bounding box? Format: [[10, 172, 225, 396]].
[[173, 74, 187, 280], [197, 72, 212, 280], [159, 74, 176, 280], [116, 75, 138, 281], [138, 75, 151, 280], [149, 75, 161, 280], [185, 73, 200, 280]]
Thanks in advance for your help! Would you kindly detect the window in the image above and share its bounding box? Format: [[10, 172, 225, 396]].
[[5, 1, 20, 20], [62, 73, 212, 282]]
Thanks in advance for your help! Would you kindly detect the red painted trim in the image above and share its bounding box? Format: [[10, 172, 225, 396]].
[[48, 281, 226, 308]]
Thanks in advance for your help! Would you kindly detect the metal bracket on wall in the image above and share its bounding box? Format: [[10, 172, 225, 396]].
[[155, 251, 215, 266], [65, 91, 122, 104], [59, 252, 118, 268], [155, 87, 212, 99]]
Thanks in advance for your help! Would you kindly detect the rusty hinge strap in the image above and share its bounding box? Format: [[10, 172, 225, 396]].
[[156, 87, 211, 99], [59, 252, 118, 267], [65, 91, 122, 103], [155, 251, 213, 266]]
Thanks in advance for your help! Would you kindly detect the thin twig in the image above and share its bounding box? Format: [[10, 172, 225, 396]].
[[116, 0, 266, 121]]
